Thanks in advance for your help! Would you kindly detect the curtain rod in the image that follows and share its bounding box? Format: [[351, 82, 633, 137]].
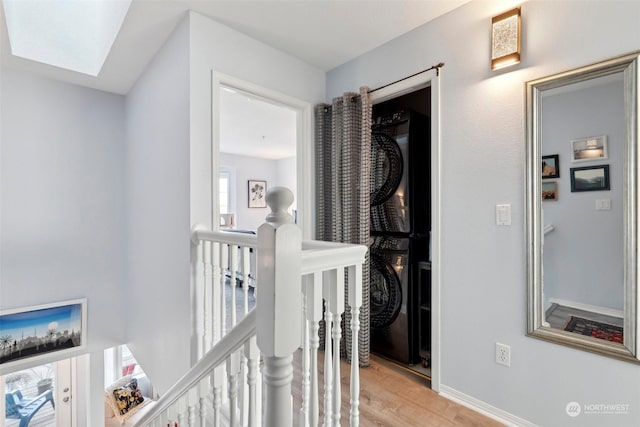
[[368, 62, 445, 94]]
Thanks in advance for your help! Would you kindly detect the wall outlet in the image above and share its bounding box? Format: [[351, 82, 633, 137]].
[[496, 342, 511, 367]]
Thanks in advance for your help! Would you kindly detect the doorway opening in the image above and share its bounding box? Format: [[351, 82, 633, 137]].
[[1, 358, 76, 427], [211, 73, 313, 239], [368, 69, 441, 391]]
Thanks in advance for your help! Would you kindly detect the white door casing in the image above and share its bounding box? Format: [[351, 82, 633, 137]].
[[369, 69, 441, 391]]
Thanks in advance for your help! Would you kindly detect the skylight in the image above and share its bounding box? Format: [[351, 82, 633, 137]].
[[2, 0, 132, 76]]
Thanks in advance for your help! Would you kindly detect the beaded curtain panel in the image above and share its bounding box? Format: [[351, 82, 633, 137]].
[[315, 87, 372, 367]]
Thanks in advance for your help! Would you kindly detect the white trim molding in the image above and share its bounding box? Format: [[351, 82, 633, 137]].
[[439, 385, 538, 427]]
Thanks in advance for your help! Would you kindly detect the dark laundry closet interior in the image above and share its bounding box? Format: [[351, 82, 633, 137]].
[[369, 86, 433, 379]]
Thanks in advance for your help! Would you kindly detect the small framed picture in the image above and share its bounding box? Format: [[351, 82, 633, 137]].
[[570, 165, 610, 192], [570, 135, 608, 162], [542, 181, 558, 201], [248, 180, 267, 208], [0, 299, 87, 369], [542, 155, 560, 179]]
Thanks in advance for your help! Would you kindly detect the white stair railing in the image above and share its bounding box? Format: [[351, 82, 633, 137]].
[[134, 187, 367, 427]]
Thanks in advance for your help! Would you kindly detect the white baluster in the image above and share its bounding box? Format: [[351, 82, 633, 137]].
[[227, 351, 241, 426], [242, 246, 251, 314], [198, 395, 207, 427], [194, 237, 205, 360], [221, 243, 228, 334], [230, 244, 238, 326], [212, 241, 222, 345], [245, 336, 259, 427], [176, 396, 186, 427], [307, 271, 322, 427], [327, 268, 344, 427], [300, 276, 311, 427], [240, 245, 252, 426], [212, 367, 223, 427], [322, 296, 333, 427], [348, 264, 362, 427], [203, 241, 213, 354], [187, 401, 196, 427], [257, 187, 302, 427]]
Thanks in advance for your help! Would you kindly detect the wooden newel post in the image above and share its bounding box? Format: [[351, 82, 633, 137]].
[[257, 186, 302, 427]]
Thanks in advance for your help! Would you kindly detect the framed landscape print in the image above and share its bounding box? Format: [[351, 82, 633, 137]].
[[542, 155, 560, 179], [0, 299, 86, 369], [542, 181, 558, 201], [570, 165, 610, 192]]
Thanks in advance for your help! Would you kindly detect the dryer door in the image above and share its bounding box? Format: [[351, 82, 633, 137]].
[[370, 251, 402, 328]]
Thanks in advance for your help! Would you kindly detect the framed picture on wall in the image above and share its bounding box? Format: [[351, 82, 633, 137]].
[[248, 180, 267, 208], [570, 165, 610, 192], [542, 181, 558, 201], [542, 155, 560, 179], [0, 299, 87, 369], [570, 135, 608, 162]]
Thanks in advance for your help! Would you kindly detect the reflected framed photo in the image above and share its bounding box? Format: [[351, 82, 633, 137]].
[[248, 180, 267, 208], [570, 135, 608, 162], [570, 165, 610, 192], [0, 299, 86, 369], [542, 181, 558, 201], [542, 154, 560, 179]]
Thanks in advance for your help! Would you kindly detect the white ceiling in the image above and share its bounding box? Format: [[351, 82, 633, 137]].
[[0, 0, 468, 95], [0, 0, 469, 159], [220, 87, 298, 159]]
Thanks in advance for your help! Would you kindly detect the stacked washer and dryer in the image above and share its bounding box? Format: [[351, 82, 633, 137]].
[[369, 109, 431, 366]]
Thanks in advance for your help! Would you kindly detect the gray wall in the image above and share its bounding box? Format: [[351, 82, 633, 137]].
[[542, 79, 624, 312], [327, 1, 640, 426], [125, 16, 191, 396], [0, 68, 126, 423]]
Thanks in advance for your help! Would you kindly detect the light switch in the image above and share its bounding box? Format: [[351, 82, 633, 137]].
[[596, 199, 612, 211], [496, 204, 511, 226]]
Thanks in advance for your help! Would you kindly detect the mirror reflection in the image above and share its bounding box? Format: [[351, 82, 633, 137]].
[[526, 52, 639, 363]]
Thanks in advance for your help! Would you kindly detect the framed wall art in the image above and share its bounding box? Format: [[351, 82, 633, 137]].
[[570, 165, 610, 192], [570, 135, 608, 162], [0, 299, 86, 369], [248, 180, 267, 208], [542, 154, 560, 178], [542, 181, 558, 201]]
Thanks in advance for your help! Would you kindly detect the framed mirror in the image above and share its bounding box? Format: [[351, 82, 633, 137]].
[[526, 52, 639, 363]]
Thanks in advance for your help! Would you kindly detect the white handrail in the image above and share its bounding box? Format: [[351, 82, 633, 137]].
[[140, 187, 365, 427], [133, 310, 256, 426]]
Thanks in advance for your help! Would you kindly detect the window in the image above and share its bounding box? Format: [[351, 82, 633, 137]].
[[219, 171, 230, 214]]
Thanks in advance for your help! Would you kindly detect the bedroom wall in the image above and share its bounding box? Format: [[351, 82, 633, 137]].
[[327, 1, 640, 426], [0, 68, 126, 423], [218, 154, 298, 231]]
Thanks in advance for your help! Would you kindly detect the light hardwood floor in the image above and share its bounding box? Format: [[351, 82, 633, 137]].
[[293, 352, 504, 427]]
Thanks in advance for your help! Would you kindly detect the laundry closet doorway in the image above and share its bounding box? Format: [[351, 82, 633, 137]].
[[368, 68, 441, 391]]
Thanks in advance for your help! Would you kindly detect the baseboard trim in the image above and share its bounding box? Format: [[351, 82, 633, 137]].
[[439, 385, 538, 427]]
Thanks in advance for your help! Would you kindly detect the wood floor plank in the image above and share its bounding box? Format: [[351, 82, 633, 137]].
[[293, 351, 504, 427]]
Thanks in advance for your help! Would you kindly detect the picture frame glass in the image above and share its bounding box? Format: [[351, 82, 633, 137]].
[[542, 154, 560, 178], [570, 165, 610, 192], [248, 180, 267, 208], [0, 299, 86, 369]]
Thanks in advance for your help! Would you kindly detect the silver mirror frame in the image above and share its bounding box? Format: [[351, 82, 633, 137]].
[[526, 52, 640, 363]]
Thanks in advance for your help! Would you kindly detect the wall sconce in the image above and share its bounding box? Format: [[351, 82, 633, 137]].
[[491, 7, 521, 70]]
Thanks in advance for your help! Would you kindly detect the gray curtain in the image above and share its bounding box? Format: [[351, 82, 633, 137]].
[[315, 87, 371, 367]]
